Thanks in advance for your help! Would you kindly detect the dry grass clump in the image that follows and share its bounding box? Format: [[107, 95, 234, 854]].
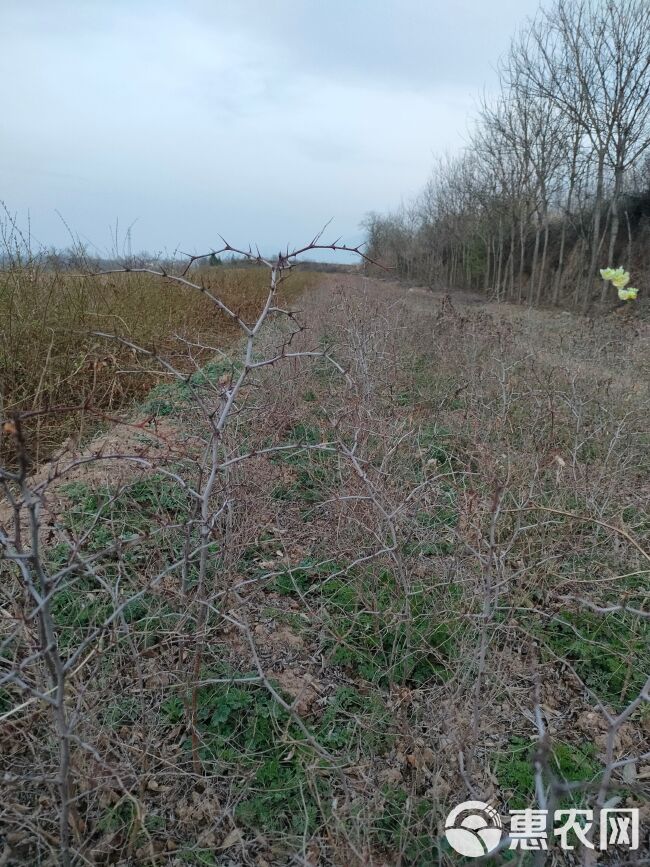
[[0, 264, 312, 464]]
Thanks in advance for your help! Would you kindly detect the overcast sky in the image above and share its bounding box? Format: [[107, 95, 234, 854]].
[[1, 0, 542, 259]]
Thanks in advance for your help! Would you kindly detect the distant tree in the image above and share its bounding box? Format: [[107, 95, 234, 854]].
[[511, 0, 650, 307], [364, 0, 650, 312]]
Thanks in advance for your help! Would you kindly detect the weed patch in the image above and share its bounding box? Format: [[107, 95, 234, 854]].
[[497, 737, 600, 809], [163, 677, 329, 840], [275, 561, 466, 685], [529, 610, 649, 709]]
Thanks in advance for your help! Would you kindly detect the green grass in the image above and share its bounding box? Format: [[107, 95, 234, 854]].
[[102, 697, 141, 728], [272, 557, 344, 595], [58, 475, 192, 571], [143, 359, 241, 417], [319, 686, 395, 754], [158, 672, 441, 859], [386, 421, 464, 487], [238, 531, 285, 574], [274, 560, 466, 686], [496, 737, 600, 809], [163, 676, 327, 840], [96, 797, 167, 859], [371, 785, 437, 865], [62, 474, 189, 537], [51, 583, 176, 651], [142, 381, 190, 417], [530, 609, 649, 709], [0, 687, 16, 714], [402, 496, 459, 556], [261, 605, 310, 633], [49, 476, 190, 648], [269, 421, 337, 505]]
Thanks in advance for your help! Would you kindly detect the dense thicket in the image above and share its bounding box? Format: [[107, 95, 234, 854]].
[[365, 0, 650, 310]]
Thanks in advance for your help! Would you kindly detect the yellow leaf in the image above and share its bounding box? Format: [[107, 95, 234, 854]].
[[611, 272, 630, 288]]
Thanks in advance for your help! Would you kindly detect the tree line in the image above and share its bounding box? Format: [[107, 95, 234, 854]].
[[364, 0, 650, 311]]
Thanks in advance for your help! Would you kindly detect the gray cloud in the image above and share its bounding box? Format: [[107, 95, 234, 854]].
[[0, 0, 541, 257]]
